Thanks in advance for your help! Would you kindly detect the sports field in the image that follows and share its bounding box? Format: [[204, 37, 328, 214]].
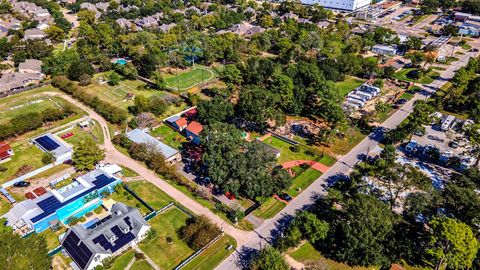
[[164, 66, 217, 91]]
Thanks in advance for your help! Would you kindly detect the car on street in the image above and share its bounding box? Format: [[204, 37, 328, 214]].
[[278, 193, 292, 202], [449, 141, 459, 149], [13, 181, 30, 188]]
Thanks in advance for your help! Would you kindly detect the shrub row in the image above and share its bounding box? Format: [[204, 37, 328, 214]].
[[0, 106, 75, 141], [52, 76, 128, 124]]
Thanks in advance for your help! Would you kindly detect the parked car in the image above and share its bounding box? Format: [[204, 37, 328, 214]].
[[225, 192, 235, 200], [396, 99, 408, 105], [61, 132, 74, 139], [278, 193, 292, 202], [449, 141, 459, 149], [14, 181, 30, 188]]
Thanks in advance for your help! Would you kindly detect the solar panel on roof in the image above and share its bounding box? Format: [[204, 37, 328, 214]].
[[110, 233, 136, 253], [63, 232, 93, 269], [35, 136, 60, 151]]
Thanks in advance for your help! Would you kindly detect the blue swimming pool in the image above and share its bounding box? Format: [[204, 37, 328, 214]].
[[83, 218, 100, 229], [115, 59, 127, 65]]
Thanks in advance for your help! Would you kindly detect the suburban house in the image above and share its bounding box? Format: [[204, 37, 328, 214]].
[[126, 129, 181, 164], [372, 44, 397, 56], [0, 72, 44, 94], [32, 133, 73, 164], [2, 167, 122, 233], [18, 59, 43, 74], [116, 18, 133, 29], [185, 121, 203, 145], [61, 203, 150, 270], [24, 28, 46, 40], [165, 115, 188, 131], [0, 141, 14, 163]]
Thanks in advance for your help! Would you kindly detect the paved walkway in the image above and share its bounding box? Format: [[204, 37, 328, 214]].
[[281, 160, 330, 173], [125, 257, 136, 270]]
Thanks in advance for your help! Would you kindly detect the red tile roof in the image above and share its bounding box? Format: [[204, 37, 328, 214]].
[[175, 117, 188, 128], [33, 187, 47, 196], [0, 141, 12, 160], [186, 121, 203, 135]]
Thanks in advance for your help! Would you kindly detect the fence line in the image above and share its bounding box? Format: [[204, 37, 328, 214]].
[[0, 81, 51, 98], [2, 164, 55, 188], [173, 233, 224, 270]]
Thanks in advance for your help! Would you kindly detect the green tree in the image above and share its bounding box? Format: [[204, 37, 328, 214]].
[[150, 71, 166, 90], [197, 96, 234, 124], [220, 64, 242, 84], [45, 25, 65, 42], [426, 217, 479, 270], [179, 215, 221, 250], [67, 60, 94, 81], [73, 138, 105, 171], [108, 72, 121, 86], [291, 211, 329, 244], [0, 222, 50, 269], [250, 247, 289, 270], [41, 152, 55, 165]]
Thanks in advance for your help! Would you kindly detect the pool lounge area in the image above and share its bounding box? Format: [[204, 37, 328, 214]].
[[2, 166, 122, 234]]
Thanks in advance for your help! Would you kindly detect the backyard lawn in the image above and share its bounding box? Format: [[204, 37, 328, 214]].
[[150, 125, 186, 149], [0, 197, 11, 215], [131, 260, 155, 270], [164, 65, 217, 91], [335, 76, 365, 97], [109, 250, 135, 270], [0, 144, 45, 183], [182, 235, 236, 270], [139, 207, 193, 269]]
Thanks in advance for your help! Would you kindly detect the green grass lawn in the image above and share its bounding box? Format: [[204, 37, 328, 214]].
[[140, 207, 193, 269], [182, 235, 236, 270], [0, 144, 45, 183], [62, 120, 104, 146], [288, 168, 322, 197], [164, 66, 217, 91], [400, 92, 414, 100], [109, 250, 135, 270], [263, 137, 322, 164], [112, 180, 174, 215], [254, 199, 286, 219], [39, 226, 68, 250], [0, 197, 11, 216], [289, 242, 323, 262], [150, 125, 186, 149], [0, 96, 59, 125], [392, 68, 439, 84], [120, 165, 139, 177], [335, 76, 365, 97], [131, 260, 155, 270]]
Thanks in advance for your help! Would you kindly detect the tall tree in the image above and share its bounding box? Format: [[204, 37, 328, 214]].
[[249, 247, 289, 270], [73, 138, 105, 171], [426, 217, 479, 270]]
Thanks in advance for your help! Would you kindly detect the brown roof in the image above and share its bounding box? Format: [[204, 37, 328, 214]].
[[390, 264, 406, 270], [186, 121, 203, 135], [175, 117, 188, 127], [0, 141, 12, 156]]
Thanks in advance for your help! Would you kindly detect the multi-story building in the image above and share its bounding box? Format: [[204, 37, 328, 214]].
[[300, 0, 371, 11]]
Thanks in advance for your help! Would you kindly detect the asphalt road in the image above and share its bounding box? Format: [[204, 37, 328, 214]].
[[215, 44, 480, 270]]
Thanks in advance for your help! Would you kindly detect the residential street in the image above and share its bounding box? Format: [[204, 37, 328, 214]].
[[215, 48, 480, 270], [46, 46, 478, 270]]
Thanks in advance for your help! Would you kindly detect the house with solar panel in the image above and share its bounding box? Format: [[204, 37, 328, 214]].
[[61, 202, 150, 270], [2, 167, 122, 234], [32, 133, 73, 164]]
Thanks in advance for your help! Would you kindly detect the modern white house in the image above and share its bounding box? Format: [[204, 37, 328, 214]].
[[299, 0, 370, 11], [32, 133, 73, 165], [61, 203, 150, 270]]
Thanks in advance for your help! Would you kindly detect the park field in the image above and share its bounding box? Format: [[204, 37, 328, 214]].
[[163, 65, 220, 91], [335, 76, 365, 97]]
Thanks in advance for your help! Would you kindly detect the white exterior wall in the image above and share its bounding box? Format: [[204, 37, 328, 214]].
[[300, 0, 371, 11]]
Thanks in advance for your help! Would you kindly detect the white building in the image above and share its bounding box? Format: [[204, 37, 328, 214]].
[[300, 0, 370, 11]]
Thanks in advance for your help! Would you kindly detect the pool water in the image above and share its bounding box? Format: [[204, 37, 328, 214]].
[[115, 59, 127, 65]]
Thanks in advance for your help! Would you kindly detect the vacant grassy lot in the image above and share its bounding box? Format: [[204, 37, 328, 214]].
[[263, 137, 330, 164], [295, 128, 366, 157], [335, 76, 365, 97], [112, 180, 173, 215], [182, 235, 236, 270], [164, 66, 217, 91], [288, 168, 322, 197], [392, 68, 439, 84], [254, 199, 286, 219], [62, 121, 104, 146], [0, 144, 45, 183], [150, 125, 186, 149], [289, 242, 373, 270], [140, 207, 193, 269]]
